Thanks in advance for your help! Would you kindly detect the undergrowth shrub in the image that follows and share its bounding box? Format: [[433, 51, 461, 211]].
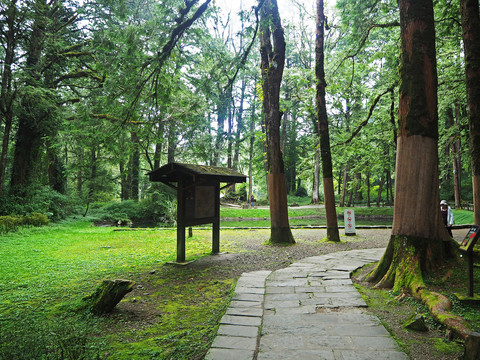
[[0, 186, 81, 221], [139, 183, 176, 225], [0, 213, 50, 234], [89, 184, 176, 226], [95, 200, 140, 223]]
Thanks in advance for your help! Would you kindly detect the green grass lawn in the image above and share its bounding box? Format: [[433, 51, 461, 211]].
[[220, 205, 395, 219], [0, 220, 230, 359], [220, 206, 474, 228]]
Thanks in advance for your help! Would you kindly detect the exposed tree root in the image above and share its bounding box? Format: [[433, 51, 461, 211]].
[[367, 235, 472, 339]]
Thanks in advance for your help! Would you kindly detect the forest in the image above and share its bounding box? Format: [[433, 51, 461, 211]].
[[0, 0, 474, 221]]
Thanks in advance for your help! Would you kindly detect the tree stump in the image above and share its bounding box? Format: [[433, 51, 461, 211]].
[[84, 279, 136, 314], [464, 332, 480, 360]]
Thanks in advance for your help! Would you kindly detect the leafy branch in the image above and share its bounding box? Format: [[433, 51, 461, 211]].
[[333, 85, 396, 147]]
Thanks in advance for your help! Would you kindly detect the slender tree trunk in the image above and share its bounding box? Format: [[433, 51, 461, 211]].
[[130, 132, 140, 201], [259, 0, 294, 244], [227, 102, 233, 169], [340, 166, 349, 207], [120, 161, 129, 200], [248, 81, 257, 203], [355, 172, 362, 202], [76, 149, 83, 196], [167, 120, 176, 163], [366, 172, 371, 207], [312, 139, 321, 204], [233, 79, 246, 171], [153, 121, 164, 169], [377, 174, 384, 207], [453, 104, 462, 209], [461, 0, 480, 224], [316, 0, 339, 241]]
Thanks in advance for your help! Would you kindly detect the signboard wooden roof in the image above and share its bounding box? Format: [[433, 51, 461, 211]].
[[148, 162, 246, 185]]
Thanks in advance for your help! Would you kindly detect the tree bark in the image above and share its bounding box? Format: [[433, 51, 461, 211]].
[[10, 0, 49, 193], [312, 139, 321, 204], [453, 104, 462, 209], [0, 0, 17, 196], [460, 0, 480, 224], [316, 0, 339, 241], [259, 0, 294, 244], [368, 0, 451, 291], [340, 166, 349, 207]]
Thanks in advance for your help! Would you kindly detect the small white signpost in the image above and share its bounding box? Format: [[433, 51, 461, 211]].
[[344, 208, 356, 236]]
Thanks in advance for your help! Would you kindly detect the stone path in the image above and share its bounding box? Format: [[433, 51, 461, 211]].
[[205, 248, 409, 360]]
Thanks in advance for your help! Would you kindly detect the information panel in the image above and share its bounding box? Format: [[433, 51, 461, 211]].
[[460, 225, 480, 252], [344, 209, 356, 236]]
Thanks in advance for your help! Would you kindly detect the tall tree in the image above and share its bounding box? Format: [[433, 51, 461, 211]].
[[365, 1, 469, 336], [316, 0, 340, 242], [259, 0, 294, 244], [460, 0, 480, 225], [0, 0, 19, 195], [9, 0, 50, 193]]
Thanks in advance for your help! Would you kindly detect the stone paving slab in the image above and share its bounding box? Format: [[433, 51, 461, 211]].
[[205, 248, 409, 360]]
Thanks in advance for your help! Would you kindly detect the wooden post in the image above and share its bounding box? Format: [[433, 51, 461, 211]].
[[468, 253, 474, 297], [212, 184, 220, 254], [176, 178, 186, 263]]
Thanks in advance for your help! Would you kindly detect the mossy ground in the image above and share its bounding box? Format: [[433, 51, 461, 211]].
[[353, 256, 480, 360]]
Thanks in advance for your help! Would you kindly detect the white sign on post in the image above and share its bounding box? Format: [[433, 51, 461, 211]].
[[344, 209, 356, 236]]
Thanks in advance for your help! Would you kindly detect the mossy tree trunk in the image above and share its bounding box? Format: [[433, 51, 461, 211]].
[[259, 0, 294, 244], [368, 0, 452, 292], [461, 0, 480, 225], [366, 3, 472, 339], [315, 0, 339, 242]]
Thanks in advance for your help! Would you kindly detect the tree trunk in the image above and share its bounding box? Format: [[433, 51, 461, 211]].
[[0, 0, 17, 196], [312, 139, 321, 204], [461, 0, 480, 224], [130, 132, 140, 201], [340, 166, 348, 207], [369, 0, 451, 292], [316, 0, 339, 241], [233, 79, 246, 172], [120, 161, 129, 200], [259, 0, 294, 244], [453, 104, 462, 209], [153, 120, 164, 170], [377, 174, 384, 207], [248, 80, 257, 203], [10, 0, 49, 194], [366, 172, 371, 207], [167, 120, 176, 163]]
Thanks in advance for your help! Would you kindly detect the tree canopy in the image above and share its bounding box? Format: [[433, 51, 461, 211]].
[[0, 0, 474, 223]]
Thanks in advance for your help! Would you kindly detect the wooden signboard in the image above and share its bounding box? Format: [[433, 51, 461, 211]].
[[148, 163, 246, 263]]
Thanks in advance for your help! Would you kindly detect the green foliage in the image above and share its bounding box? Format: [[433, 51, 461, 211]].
[[293, 185, 308, 198], [0, 187, 81, 221], [0, 213, 50, 234], [222, 183, 248, 203], [95, 200, 141, 223]]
